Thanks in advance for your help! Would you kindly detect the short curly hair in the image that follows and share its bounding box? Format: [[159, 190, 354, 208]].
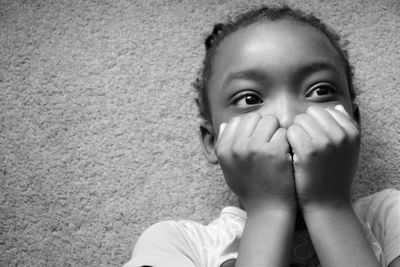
[[192, 5, 356, 123]]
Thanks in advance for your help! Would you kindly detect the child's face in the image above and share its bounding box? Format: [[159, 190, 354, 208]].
[[206, 19, 355, 136]]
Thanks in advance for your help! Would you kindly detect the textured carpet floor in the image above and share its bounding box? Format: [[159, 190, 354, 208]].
[[1, 0, 399, 266]]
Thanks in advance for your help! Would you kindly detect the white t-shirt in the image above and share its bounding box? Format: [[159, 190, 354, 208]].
[[124, 188, 400, 267]]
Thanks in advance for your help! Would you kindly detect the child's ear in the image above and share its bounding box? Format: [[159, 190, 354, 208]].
[[352, 103, 361, 126], [199, 121, 218, 164]]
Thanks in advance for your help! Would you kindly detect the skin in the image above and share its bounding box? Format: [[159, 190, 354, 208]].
[[199, 19, 393, 267]]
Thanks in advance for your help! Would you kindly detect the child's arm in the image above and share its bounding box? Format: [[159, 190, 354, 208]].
[[302, 205, 379, 267], [237, 202, 296, 267], [216, 113, 296, 267], [287, 105, 380, 267]]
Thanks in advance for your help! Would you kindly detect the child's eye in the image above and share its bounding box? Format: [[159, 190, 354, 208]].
[[233, 92, 264, 107], [306, 84, 337, 99]]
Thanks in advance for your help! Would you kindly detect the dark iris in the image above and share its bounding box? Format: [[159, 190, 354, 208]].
[[245, 95, 262, 105], [315, 86, 332, 95]]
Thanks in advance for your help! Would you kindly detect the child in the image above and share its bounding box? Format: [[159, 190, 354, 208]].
[[124, 5, 400, 267]]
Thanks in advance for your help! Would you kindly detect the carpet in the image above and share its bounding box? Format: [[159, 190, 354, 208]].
[[1, 0, 399, 266]]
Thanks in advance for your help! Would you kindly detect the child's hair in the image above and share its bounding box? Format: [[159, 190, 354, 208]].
[[193, 5, 356, 123]]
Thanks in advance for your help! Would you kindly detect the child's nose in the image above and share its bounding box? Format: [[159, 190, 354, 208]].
[[259, 94, 304, 128]]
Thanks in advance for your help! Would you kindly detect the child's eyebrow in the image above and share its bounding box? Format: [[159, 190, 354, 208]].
[[223, 69, 268, 88], [293, 61, 342, 81], [223, 61, 342, 89]]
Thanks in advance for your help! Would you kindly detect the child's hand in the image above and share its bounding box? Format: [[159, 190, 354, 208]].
[[216, 113, 295, 213], [287, 105, 360, 212]]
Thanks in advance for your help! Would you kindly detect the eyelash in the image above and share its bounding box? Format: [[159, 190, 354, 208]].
[[306, 83, 337, 99], [231, 83, 337, 108], [232, 91, 264, 108]]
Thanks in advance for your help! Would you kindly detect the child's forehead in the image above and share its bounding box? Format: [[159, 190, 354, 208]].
[[211, 19, 344, 78], [219, 19, 336, 56]]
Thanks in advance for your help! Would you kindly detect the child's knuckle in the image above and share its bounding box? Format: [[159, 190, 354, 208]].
[[248, 140, 262, 155], [301, 144, 320, 159], [246, 112, 261, 121], [215, 144, 229, 159], [231, 140, 247, 159], [333, 129, 347, 145], [264, 114, 279, 126], [348, 127, 361, 142], [293, 113, 307, 124], [326, 135, 336, 148], [265, 146, 281, 160]]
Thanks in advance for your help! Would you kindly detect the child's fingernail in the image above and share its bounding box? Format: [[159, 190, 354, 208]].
[[334, 104, 348, 115], [219, 123, 226, 136]]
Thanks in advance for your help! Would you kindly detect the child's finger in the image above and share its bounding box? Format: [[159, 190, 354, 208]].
[[326, 105, 360, 134], [334, 104, 350, 117], [292, 112, 327, 144], [306, 106, 346, 142], [219, 123, 226, 137], [287, 124, 312, 159], [269, 127, 291, 153], [235, 112, 262, 139], [250, 115, 280, 143], [216, 116, 241, 147]]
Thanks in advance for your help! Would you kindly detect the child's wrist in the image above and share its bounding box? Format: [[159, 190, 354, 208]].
[[244, 198, 297, 217], [246, 204, 297, 228], [301, 199, 353, 221]]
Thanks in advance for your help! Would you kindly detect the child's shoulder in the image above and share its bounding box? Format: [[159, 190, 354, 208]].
[[353, 188, 400, 211], [137, 206, 246, 243], [125, 207, 246, 267], [135, 219, 206, 248], [353, 188, 400, 219], [125, 220, 205, 267], [353, 188, 400, 265]]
